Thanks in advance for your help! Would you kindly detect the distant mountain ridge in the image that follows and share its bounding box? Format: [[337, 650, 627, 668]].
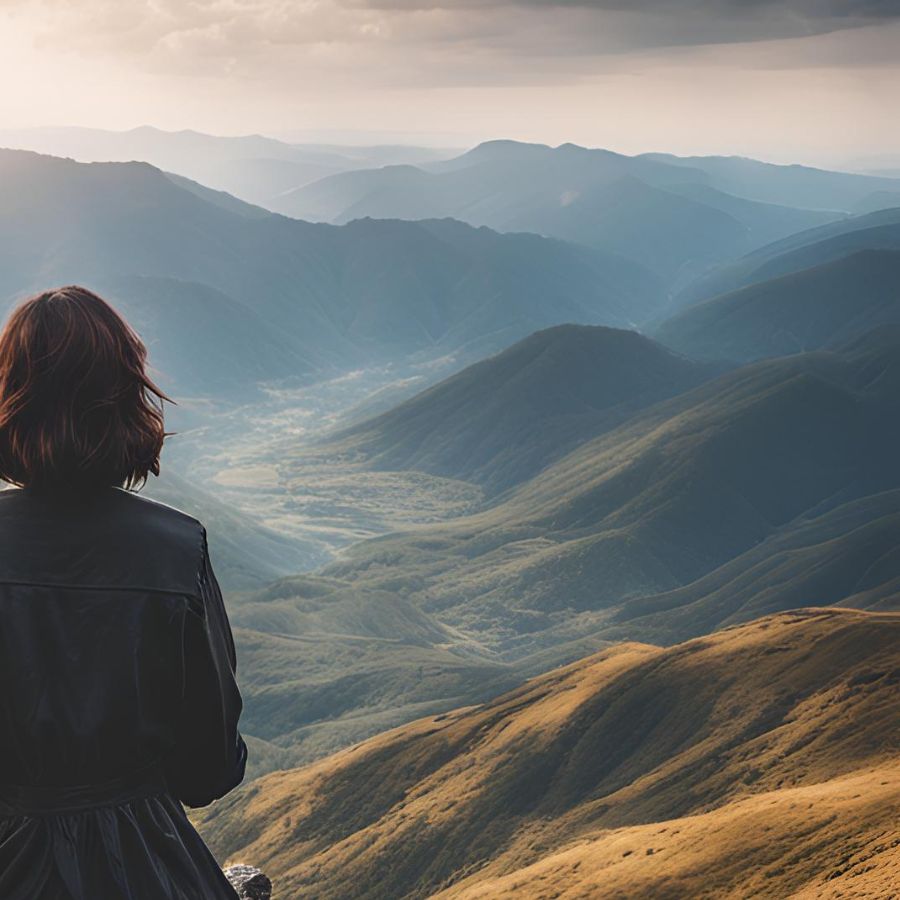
[[270, 139, 900, 285], [0, 149, 664, 398], [675, 205, 900, 308], [639, 150, 900, 209], [656, 248, 900, 362], [0, 125, 453, 207]]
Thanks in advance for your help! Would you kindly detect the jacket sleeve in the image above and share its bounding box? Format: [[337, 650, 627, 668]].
[[167, 530, 248, 808]]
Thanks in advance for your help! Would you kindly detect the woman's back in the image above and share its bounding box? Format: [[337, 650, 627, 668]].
[[0, 486, 246, 898], [0, 286, 247, 899]]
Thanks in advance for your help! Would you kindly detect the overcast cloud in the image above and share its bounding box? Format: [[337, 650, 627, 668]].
[[0, 0, 897, 165]]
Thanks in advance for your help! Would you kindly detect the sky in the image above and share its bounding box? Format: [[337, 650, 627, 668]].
[[0, 0, 898, 166]]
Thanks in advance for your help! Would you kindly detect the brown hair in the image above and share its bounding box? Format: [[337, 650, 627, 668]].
[[0, 286, 170, 491]]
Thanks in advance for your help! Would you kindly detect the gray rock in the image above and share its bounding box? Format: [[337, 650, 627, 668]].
[[224, 864, 272, 900]]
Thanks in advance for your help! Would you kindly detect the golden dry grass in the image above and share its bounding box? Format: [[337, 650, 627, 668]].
[[436, 765, 900, 899], [199, 609, 900, 899]]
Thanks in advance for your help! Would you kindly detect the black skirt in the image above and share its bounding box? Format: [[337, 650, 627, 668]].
[[0, 789, 238, 899]]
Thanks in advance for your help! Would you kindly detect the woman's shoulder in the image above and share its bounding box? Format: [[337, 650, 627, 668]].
[[107, 488, 209, 561], [0, 486, 209, 596], [109, 487, 204, 533]]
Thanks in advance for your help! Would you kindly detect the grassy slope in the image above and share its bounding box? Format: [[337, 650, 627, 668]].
[[228, 573, 519, 765], [605, 488, 900, 644], [198, 609, 900, 899], [656, 249, 900, 362], [323, 325, 717, 495], [324, 338, 900, 653], [676, 207, 900, 308], [437, 767, 899, 899]]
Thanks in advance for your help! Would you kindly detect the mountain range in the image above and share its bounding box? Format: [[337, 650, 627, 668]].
[[4, 136, 899, 896], [657, 249, 900, 362], [271, 140, 900, 285], [0, 125, 452, 208], [223, 325, 900, 767], [322, 327, 900, 655], [0, 149, 665, 398]]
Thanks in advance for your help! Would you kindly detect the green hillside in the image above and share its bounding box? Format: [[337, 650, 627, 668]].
[[656, 249, 900, 362], [323, 325, 717, 495], [677, 206, 900, 307], [227, 572, 518, 765], [322, 333, 900, 655], [606, 489, 900, 644]]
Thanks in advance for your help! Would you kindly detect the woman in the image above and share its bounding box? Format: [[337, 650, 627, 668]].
[[0, 286, 247, 899]]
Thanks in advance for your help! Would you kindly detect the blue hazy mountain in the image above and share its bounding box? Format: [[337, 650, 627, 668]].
[[675, 206, 900, 308], [0, 125, 452, 208], [271, 140, 872, 282], [656, 249, 900, 362], [0, 149, 664, 397], [639, 151, 900, 210]]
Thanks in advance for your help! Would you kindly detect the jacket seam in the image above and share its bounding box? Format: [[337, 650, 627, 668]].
[[0, 578, 202, 599]]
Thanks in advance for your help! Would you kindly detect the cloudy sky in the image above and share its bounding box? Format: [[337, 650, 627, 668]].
[[0, 0, 898, 165]]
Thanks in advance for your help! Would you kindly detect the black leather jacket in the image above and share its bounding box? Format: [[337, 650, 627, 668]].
[[0, 485, 247, 899]]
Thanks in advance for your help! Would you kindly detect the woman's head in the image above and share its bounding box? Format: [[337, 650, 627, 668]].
[[0, 286, 169, 491]]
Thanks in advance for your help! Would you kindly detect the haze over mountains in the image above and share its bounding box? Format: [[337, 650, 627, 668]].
[[273, 139, 900, 286], [0, 149, 664, 399], [1, 132, 898, 896], [0, 125, 453, 208]]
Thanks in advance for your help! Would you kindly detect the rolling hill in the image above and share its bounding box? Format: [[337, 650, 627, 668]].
[[655, 249, 900, 362], [676, 206, 900, 308], [0, 149, 664, 399], [320, 330, 900, 654], [225, 572, 519, 769], [321, 325, 718, 495], [605, 488, 900, 645], [198, 609, 900, 899], [202, 329, 900, 773], [274, 141, 843, 282]]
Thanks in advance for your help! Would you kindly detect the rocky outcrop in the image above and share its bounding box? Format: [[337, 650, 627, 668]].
[[224, 865, 272, 899]]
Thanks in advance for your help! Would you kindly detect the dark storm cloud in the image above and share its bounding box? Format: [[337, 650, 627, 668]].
[[343, 0, 900, 50]]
